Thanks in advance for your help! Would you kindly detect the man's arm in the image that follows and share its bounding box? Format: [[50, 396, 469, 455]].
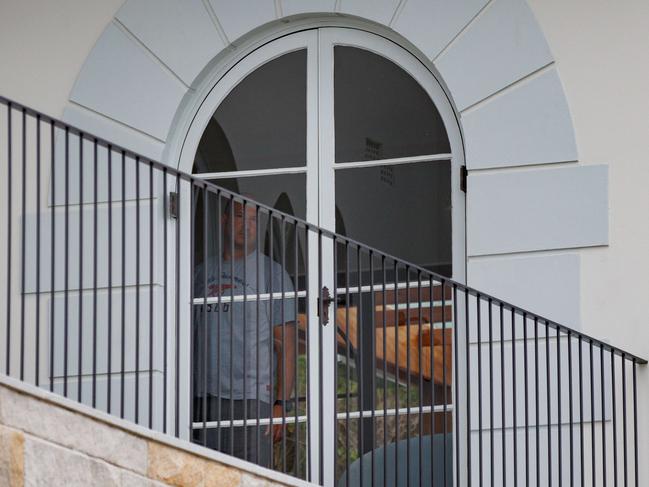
[[268, 322, 297, 442]]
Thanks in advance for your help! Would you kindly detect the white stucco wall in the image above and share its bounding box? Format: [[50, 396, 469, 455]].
[[527, 0, 649, 360], [0, 0, 648, 483], [0, 0, 124, 117]]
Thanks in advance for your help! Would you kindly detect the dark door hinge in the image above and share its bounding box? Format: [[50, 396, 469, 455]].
[[169, 191, 178, 219], [460, 165, 468, 193]]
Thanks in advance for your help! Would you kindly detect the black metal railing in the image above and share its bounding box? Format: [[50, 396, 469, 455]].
[[0, 95, 645, 486]]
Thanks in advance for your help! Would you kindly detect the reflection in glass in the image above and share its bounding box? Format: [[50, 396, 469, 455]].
[[194, 50, 307, 173], [335, 47, 450, 163], [193, 173, 307, 286], [335, 161, 452, 276], [334, 248, 453, 486]]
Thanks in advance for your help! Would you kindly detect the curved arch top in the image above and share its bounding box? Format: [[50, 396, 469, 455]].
[[65, 0, 577, 172], [65, 0, 608, 330]]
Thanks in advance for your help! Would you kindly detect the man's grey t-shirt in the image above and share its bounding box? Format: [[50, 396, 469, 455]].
[[193, 252, 296, 404]]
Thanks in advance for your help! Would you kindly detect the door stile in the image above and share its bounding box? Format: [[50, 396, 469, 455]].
[[313, 27, 337, 487]]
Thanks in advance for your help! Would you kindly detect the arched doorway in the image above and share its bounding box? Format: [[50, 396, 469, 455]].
[[186, 28, 464, 484], [187, 28, 464, 277]]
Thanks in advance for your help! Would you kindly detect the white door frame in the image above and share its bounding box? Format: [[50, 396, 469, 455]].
[[175, 27, 465, 485]]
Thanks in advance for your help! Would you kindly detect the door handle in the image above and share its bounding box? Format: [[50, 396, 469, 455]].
[[317, 286, 332, 325]]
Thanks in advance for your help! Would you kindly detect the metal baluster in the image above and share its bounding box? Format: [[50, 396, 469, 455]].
[[77, 133, 84, 403], [488, 298, 494, 487], [135, 157, 141, 423], [6, 102, 12, 376], [395, 261, 400, 484], [477, 293, 483, 487], [546, 320, 552, 487], [417, 271, 423, 487], [64, 127, 69, 397], [345, 244, 351, 487], [370, 251, 376, 487], [162, 168, 167, 433], [632, 361, 638, 487], [35, 115, 41, 386], [558, 327, 563, 487], [523, 313, 529, 487], [304, 224, 311, 481], [431, 276, 437, 487], [202, 184, 208, 446], [174, 173, 180, 437], [243, 202, 249, 461], [49, 120, 55, 392], [382, 256, 388, 487], [120, 151, 126, 418], [611, 350, 617, 487], [106, 146, 113, 413], [92, 139, 98, 408], [453, 284, 460, 487], [20, 108, 26, 381], [568, 332, 574, 487], [600, 345, 606, 487], [229, 195, 235, 456], [500, 303, 506, 487], [590, 341, 595, 487], [622, 355, 627, 487], [293, 221, 300, 477], [255, 204, 260, 464], [281, 215, 286, 472], [215, 193, 222, 448], [189, 183, 196, 440], [148, 161, 154, 428], [442, 280, 449, 487], [579, 338, 585, 487], [466, 291, 472, 487], [317, 230, 323, 486], [405, 267, 411, 487], [535, 318, 540, 487]]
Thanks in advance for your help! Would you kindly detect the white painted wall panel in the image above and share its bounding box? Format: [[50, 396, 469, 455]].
[[50, 289, 165, 377], [51, 373, 165, 429], [62, 105, 165, 163], [337, 0, 399, 25], [23, 201, 165, 293], [392, 0, 488, 60], [116, 0, 225, 86], [435, 0, 553, 110], [48, 138, 163, 207], [69, 23, 187, 141], [281, 0, 335, 16], [468, 253, 580, 328], [463, 68, 578, 170], [467, 165, 609, 256], [208, 0, 276, 43]]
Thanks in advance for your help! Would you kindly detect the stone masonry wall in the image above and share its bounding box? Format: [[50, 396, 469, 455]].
[[0, 377, 308, 487]]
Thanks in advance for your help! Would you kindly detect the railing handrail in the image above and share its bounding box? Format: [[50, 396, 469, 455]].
[[1, 93, 645, 365]]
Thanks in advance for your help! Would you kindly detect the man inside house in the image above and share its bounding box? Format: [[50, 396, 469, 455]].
[[192, 195, 297, 468]]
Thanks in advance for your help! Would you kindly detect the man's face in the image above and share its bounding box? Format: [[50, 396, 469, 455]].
[[224, 200, 258, 253]]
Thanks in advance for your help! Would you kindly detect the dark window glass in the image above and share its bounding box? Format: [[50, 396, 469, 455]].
[[194, 50, 307, 173], [335, 161, 452, 275], [335, 46, 450, 163]]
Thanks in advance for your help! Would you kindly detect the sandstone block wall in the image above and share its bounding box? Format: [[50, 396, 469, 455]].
[[0, 378, 304, 487]]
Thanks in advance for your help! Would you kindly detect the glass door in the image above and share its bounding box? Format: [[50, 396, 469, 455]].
[[317, 28, 463, 486], [186, 27, 463, 485]]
